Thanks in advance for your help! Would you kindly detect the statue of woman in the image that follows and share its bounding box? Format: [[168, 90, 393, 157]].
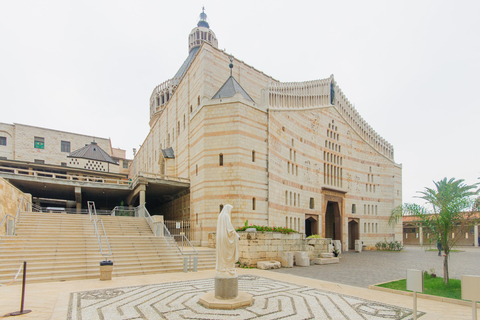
[[216, 204, 239, 276]]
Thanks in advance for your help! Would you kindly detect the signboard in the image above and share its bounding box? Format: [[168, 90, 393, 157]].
[[406, 269, 423, 293], [176, 222, 181, 229], [462, 275, 480, 301]]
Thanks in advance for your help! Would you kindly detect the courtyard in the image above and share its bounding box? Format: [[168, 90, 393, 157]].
[[0, 246, 478, 319], [272, 245, 480, 288]]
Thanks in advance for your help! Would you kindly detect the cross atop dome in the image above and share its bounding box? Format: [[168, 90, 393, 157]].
[[198, 7, 209, 28]]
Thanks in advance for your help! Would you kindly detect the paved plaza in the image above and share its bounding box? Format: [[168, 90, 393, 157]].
[[272, 246, 480, 288], [67, 275, 422, 320], [1, 247, 479, 319]]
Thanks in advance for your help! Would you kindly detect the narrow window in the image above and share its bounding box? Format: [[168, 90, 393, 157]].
[[123, 160, 129, 168], [0, 136, 6, 146], [352, 204, 356, 214], [34, 159, 45, 164], [252, 150, 255, 162], [219, 204, 224, 212], [296, 165, 298, 176], [364, 204, 366, 214], [310, 198, 314, 209], [190, 105, 193, 113], [219, 153, 223, 166], [61, 140, 70, 153], [198, 95, 200, 106], [364, 223, 366, 233], [285, 191, 288, 205], [294, 151, 296, 161], [292, 138, 294, 147], [61, 162, 67, 167], [285, 217, 288, 228], [287, 162, 290, 173], [294, 193, 296, 206], [34, 137, 45, 149], [298, 218, 300, 231], [196, 213, 198, 225], [252, 198, 256, 210], [290, 192, 292, 206], [298, 194, 300, 207], [196, 164, 198, 176]]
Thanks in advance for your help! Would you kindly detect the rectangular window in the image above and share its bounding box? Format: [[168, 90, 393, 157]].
[[34, 137, 45, 149], [0, 156, 7, 160], [0, 136, 6, 146], [61, 162, 67, 167], [34, 159, 45, 164], [61, 141, 70, 153], [309, 198, 315, 209], [123, 160, 129, 168]]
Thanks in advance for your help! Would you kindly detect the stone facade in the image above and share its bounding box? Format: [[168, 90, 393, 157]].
[[129, 11, 403, 250], [0, 177, 31, 236]]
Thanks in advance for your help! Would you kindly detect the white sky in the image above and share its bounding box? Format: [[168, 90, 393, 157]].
[[1, 1, 479, 205]]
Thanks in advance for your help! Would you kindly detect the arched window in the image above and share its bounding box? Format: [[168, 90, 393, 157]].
[[219, 153, 223, 166], [252, 198, 256, 210]]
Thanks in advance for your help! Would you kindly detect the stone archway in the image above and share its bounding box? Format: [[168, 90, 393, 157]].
[[305, 214, 319, 237], [321, 188, 346, 249], [325, 202, 341, 240], [348, 219, 359, 250]]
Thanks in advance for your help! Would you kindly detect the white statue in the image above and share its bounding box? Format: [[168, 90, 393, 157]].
[[216, 204, 239, 277]]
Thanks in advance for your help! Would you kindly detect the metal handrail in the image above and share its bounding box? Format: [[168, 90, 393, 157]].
[[88, 201, 112, 260], [93, 219, 112, 260], [0, 214, 16, 236]]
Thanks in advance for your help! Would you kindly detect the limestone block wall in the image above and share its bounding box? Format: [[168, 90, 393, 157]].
[[189, 99, 268, 245], [208, 231, 331, 267], [11, 123, 112, 166], [0, 123, 14, 160], [0, 177, 31, 236]]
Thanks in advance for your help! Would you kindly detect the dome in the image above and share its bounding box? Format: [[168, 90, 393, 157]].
[[188, 8, 218, 53]]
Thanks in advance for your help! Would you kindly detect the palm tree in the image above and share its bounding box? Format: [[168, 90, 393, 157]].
[[390, 178, 479, 285]]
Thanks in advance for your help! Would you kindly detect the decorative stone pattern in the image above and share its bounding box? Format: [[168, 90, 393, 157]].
[[67, 275, 424, 319]]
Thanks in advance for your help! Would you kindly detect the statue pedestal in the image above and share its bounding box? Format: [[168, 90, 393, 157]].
[[199, 275, 253, 310]]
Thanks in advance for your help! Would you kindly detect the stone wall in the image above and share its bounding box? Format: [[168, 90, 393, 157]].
[[208, 231, 331, 267], [0, 177, 31, 236]]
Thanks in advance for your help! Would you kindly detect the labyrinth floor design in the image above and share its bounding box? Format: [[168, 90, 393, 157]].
[[67, 275, 424, 319]]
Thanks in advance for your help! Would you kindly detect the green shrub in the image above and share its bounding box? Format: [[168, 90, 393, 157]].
[[306, 235, 323, 239], [236, 223, 297, 234], [375, 240, 404, 251]]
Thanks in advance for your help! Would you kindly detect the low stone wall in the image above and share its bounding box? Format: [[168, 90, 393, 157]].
[[0, 177, 31, 236], [208, 231, 331, 267]]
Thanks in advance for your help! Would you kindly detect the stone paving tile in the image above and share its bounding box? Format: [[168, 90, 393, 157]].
[[67, 275, 423, 319], [271, 246, 480, 288]]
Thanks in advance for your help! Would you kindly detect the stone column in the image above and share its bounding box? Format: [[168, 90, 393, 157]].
[[419, 226, 423, 246], [474, 224, 478, 247], [139, 189, 146, 217], [75, 187, 82, 213]]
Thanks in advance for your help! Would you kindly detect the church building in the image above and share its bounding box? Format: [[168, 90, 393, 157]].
[[127, 9, 403, 250]]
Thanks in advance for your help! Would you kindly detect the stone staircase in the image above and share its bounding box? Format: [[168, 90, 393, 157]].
[[0, 211, 215, 284]]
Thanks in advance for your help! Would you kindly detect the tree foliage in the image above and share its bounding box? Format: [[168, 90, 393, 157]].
[[390, 178, 479, 285]]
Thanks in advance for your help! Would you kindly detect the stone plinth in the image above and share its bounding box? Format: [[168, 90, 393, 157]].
[[294, 251, 310, 267], [320, 252, 334, 258], [257, 260, 281, 270], [280, 252, 294, 268], [198, 291, 253, 310], [215, 276, 238, 299], [99, 262, 113, 281], [313, 257, 339, 265]]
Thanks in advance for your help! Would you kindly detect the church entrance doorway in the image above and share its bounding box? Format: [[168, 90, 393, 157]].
[[325, 201, 341, 240], [348, 219, 359, 250], [305, 214, 318, 237]]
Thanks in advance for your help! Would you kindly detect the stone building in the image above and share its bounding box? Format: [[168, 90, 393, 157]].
[[133, 9, 403, 250], [0, 122, 132, 209]]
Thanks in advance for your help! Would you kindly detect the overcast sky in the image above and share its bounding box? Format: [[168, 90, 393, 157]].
[[1, 1, 479, 205]]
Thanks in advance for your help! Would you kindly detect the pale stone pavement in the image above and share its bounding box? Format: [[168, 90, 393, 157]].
[[271, 245, 480, 288], [0, 247, 478, 319]]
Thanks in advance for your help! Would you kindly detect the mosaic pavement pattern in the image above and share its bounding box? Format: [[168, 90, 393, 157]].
[[67, 275, 425, 320]]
